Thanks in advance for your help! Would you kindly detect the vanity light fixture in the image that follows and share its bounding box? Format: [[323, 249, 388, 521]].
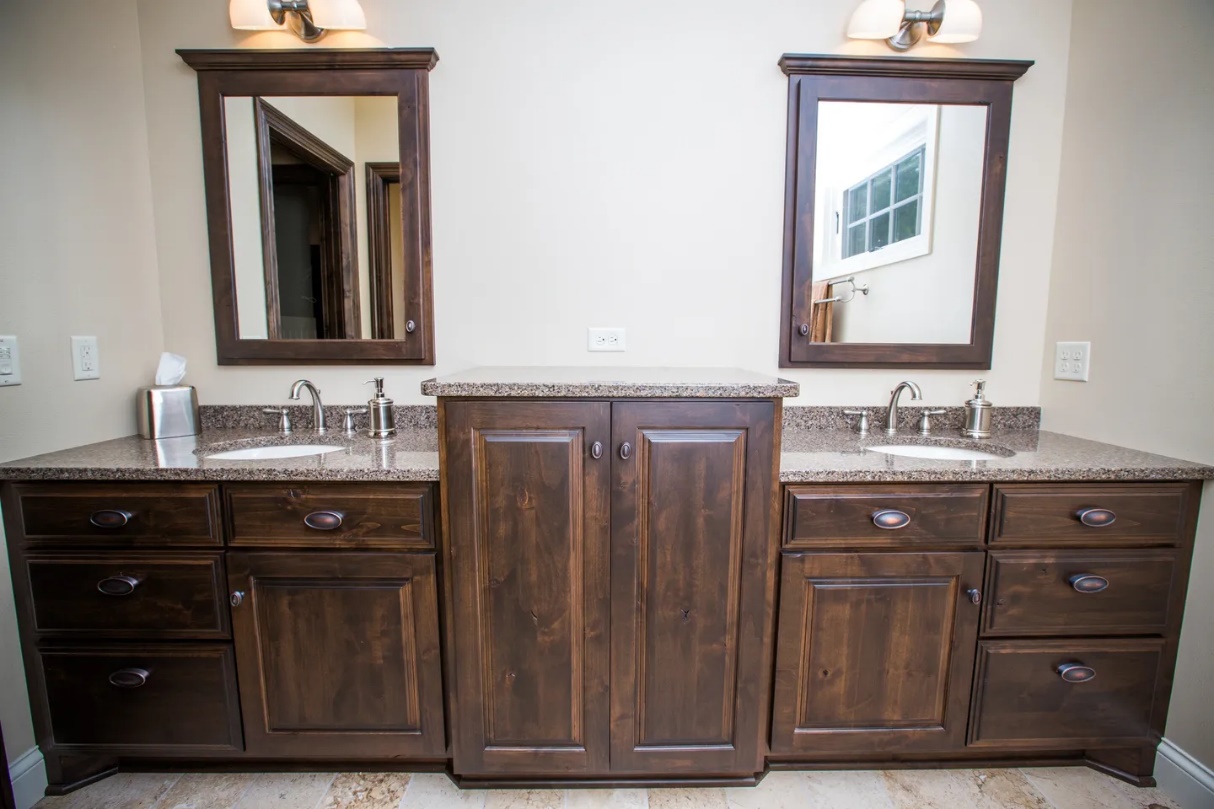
[[847, 0, 982, 52], [229, 0, 366, 43]]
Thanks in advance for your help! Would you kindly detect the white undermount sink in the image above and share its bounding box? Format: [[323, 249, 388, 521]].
[[868, 444, 1006, 461], [205, 444, 344, 461]]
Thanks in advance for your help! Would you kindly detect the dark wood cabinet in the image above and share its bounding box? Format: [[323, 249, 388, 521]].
[[227, 551, 445, 758], [771, 551, 984, 755], [442, 399, 778, 780], [609, 401, 775, 776]]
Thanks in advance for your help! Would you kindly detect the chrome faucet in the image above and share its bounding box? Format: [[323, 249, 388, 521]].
[[885, 381, 923, 435], [289, 379, 326, 434]]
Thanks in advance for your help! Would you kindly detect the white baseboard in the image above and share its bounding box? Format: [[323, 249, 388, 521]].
[[8, 746, 47, 809], [1157, 738, 1214, 809]]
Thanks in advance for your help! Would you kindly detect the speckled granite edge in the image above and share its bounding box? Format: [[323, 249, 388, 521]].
[[783, 406, 1041, 432], [778, 465, 1214, 483], [200, 404, 437, 431], [420, 380, 801, 398]]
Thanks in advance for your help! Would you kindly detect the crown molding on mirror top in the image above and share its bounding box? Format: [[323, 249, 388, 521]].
[[177, 48, 439, 72]]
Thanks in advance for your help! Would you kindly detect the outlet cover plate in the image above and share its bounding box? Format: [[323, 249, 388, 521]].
[[0, 335, 20, 386], [1054, 341, 1090, 382], [588, 327, 626, 352], [71, 335, 100, 380]]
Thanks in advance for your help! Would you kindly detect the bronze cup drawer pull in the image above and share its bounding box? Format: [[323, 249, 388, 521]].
[[1057, 663, 1096, 683], [108, 668, 150, 688], [1069, 574, 1110, 594], [1077, 508, 1117, 527], [97, 575, 141, 596], [303, 510, 344, 530], [89, 509, 134, 528], [872, 509, 912, 530]]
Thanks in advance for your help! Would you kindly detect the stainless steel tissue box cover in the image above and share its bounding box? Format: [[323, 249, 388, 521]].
[[137, 386, 200, 439]]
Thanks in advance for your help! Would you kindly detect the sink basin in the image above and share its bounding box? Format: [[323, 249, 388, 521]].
[[868, 444, 1006, 461], [205, 444, 344, 461]]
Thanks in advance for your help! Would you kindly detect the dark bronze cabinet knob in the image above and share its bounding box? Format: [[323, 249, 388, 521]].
[[798, 323, 810, 337], [303, 510, 344, 530], [872, 509, 911, 529], [619, 442, 632, 460], [90, 509, 134, 528], [967, 588, 982, 605], [1069, 574, 1110, 593], [591, 441, 603, 460], [97, 575, 141, 596], [108, 668, 150, 688], [230, 591, 246, 607], [1057, 663, 1096, 683], [1077, 508, 1116, 527]]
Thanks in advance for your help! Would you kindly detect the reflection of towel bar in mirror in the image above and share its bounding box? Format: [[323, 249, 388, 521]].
[[814, 276, 870, 305]]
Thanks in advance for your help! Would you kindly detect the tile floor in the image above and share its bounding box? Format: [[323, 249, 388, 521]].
[[32, 767, 1186, 809]]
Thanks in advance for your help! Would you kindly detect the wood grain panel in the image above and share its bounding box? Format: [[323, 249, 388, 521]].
[[990, 483, 1190, 546], [983, 550, 1178, 636], [771, 552, 984, 755], [442, 401, 611, 776], [969, 639, 1164, 749], [11, 483, 221, 546], [227, 552, 445, 758], [611, 401, 776, 776], [784, 484, 988, 548]]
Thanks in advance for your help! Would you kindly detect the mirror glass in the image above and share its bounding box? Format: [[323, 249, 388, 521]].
[[223, 95, 402, 340], [810, 101, 987, 345]]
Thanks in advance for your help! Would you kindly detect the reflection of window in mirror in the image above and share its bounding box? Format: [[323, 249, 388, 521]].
[[815, 103, 940, 280]]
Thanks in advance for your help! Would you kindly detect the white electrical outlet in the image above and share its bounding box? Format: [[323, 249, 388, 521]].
[[1054, 341, 1091, 382], [0, 335, 21, 386], [71, 335, 101, 380], [588, 327, 626, 352]]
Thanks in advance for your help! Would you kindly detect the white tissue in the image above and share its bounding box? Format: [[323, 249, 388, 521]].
[[155, 352, 188, 386]]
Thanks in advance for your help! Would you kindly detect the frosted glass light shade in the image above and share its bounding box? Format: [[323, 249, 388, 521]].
[[309, 0, 367, 30], [928, 0, 982, 43], [847, 0, 906, 39], [229, 0, 278, 30]]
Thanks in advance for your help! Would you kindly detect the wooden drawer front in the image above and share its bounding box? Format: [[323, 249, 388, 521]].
[[40, 643, 243, 753], [784, 484, 988, 548], [990, 483, 1192, 546], [11, 483, 221, 546], [227, 483, 434, 549], [25, 553, 229, 639], [984, 550, 1177, 637], [969, 639, 1163, 749]]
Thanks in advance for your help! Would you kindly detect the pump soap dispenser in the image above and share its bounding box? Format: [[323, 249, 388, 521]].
[[364, 377, 397, 438], [962, 379, 993, 439]]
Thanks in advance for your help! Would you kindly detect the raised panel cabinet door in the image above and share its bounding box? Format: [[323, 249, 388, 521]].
[[227, 552, 445, 759], [610, 401, 777, 776], [771, 551, 985, 756], [443, 401, 612, 776]]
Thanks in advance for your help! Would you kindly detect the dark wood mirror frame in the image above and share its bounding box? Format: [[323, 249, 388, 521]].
[[178, 49, 438, 365], [777, 54, 1032, 369]]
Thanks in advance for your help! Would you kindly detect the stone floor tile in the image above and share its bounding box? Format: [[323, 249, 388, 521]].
[[152, 773, 257, 809], [400, 774, 487, 809], [564, 789, 647, 809], [882, 769, 1051, 809], [647, 788, 727, 809], [1021, 767, 1182, 809], [482, 789, 564, 809], [318, 772, 412, 809], [725, 771, 810, 809], [36, 773, 181, 809], [233, 772, 336, 809], [802, 770, 897, 808]]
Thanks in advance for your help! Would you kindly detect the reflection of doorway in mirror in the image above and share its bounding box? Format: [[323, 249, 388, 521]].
[[811, 102, 987, 345]]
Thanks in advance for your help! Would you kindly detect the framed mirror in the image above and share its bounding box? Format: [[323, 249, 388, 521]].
[[179, 49, 438, 364], [777, 55, 1032, 368]]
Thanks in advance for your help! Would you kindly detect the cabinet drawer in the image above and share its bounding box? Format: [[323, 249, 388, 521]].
[[969, 639, 1163, 749], [990, 483, 1192, 547], [40, 643, 242, 753], [983, 550, 1177, 636], [9, 483, 221, 546], [24, 553, 229, 639], [226, 483, 434, 549], [784, 484, 988, 548]]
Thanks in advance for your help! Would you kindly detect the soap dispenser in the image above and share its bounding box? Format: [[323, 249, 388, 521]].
[[962, 379, 993, 439], [364, 377, 397, 438]]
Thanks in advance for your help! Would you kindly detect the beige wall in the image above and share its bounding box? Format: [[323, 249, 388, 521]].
[[0, 0, 166, 763], [136, 0, 1072, 409], [1040, 0, 1214, 768]]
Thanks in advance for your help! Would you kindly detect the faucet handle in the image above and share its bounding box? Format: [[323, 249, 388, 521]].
[[918, 409, 948, 436], [842, 409, 870, 436], [342, 408, 369, 434], [262, 407, 292, 434]]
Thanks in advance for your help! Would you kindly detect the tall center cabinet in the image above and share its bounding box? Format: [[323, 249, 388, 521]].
[[439, 397, 780, 782]]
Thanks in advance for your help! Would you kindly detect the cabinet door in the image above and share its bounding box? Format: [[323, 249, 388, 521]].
[[227, 552, 445, 758], [443, 401, 612, 776], [610, 401, 776, 776], [771, 551, 984, 755]]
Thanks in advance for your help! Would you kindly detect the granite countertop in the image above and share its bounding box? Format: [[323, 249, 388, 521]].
[[421, 366, 800, 399]]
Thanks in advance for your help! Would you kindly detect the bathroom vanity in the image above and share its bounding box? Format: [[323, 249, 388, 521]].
[[1, 369, 1210, 794]]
